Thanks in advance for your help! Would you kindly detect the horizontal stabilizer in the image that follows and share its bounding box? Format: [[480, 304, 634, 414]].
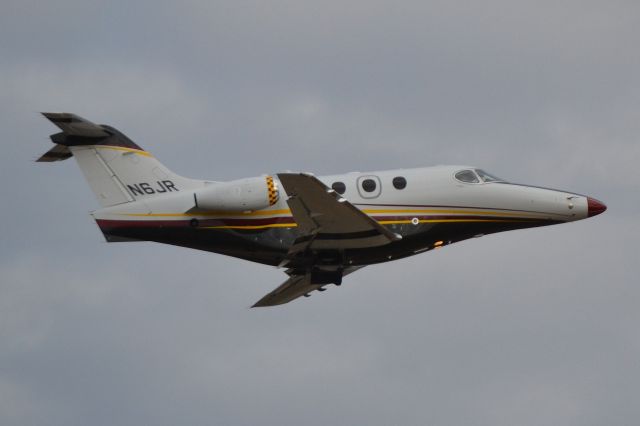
[[41, 112, 144, 151], [42, 112, 111, 138], [36, 144, 72, 162]]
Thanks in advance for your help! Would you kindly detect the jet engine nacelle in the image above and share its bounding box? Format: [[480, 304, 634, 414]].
[[194, 176, 279, 212]]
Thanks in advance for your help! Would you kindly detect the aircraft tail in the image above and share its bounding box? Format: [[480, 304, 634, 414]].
[[38, 113, 203, 207]]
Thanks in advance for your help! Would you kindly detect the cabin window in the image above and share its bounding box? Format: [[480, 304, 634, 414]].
[[475, 169, 503, 183], [361, 178, 377, 192], [455, 170, 480, 184], [332, 181, 346, 194], [392, 176, 407, 190]]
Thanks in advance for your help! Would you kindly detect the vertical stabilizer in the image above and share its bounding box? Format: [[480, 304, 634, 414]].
[[39, 113, 203, 207]]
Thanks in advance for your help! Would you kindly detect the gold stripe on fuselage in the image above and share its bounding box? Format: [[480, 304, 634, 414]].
[[111, 207, 546, 230], [203, 223, 298, 230], [121, 207, 550, 220], [203, 218, 535, 230], [122, 209, 291, 217], [361, 208, 550, 218]]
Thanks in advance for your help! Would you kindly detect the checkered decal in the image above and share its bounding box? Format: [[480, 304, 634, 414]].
[[266, 176, 279, 206]]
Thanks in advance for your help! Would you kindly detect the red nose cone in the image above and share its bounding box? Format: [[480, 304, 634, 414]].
[[587, 197, 607, 217]]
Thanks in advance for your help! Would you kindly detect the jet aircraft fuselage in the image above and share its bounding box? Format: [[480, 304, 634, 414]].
[[94, 166, 602, 267]]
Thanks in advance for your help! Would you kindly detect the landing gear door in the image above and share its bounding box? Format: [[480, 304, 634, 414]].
[[356, 175, 382, 199]]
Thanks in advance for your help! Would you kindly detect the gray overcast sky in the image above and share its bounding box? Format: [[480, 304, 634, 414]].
[[1, 1, 638, 425]]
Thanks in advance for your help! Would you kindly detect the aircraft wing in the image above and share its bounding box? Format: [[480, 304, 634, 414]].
[[252, 267, 363, 307], [253, 174, 398, 307], [277, 173, 401, 255]]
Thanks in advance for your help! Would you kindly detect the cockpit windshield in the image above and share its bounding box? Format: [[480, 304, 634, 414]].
[[475, 169, 505, 183], [455, 169, 506, 184]]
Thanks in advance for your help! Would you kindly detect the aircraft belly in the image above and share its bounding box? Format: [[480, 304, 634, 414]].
[[344, 219, 561, 265], [95, 216, 561, 267], [96, 219, 293, 266]]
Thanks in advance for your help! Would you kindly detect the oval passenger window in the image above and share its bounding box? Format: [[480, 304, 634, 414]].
[[331, 181, 346, 194], [392, 176, 407, 190], [361, 178, 377, 192]]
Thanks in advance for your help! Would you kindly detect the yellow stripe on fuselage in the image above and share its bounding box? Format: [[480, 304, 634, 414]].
[[376, 218, 526, 225], [121, 207, 543, 218], [362, 208, 547, 218], [122, 209, 291, 218], [117, 207, 551, 226], [203, 218, 532, 230], [203, 223, 298, 230]]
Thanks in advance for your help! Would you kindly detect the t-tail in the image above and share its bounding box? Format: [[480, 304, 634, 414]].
[[38, 112, 203, 207]]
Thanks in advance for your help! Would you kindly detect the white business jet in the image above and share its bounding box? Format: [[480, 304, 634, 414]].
[[38, 113, 606, 307]]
